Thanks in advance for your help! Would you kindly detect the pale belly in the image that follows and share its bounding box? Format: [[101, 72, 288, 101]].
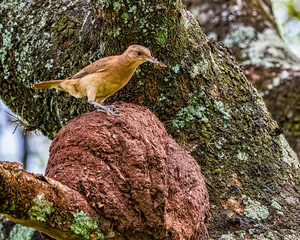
[[78, 72, 131, 102]]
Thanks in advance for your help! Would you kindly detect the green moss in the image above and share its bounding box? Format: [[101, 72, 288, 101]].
[[113, 1, 123, 11], [9, 205, 16, 211], [28, 194, 54, 222], [139, 19, 148, 31], [107, 27, 121, 37], [71, 211, 104, 239], [128, 5, 137, 13], [173, 105, 208, 129], [122, 12, 129, 24], [172, 92, 208, 130], [155, 27, 168, 45]]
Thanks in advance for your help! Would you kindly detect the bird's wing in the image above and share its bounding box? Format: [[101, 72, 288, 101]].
[[70, 56, 116, 79]]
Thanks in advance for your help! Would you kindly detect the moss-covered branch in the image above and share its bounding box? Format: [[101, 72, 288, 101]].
[[0, 161, 115, 240]]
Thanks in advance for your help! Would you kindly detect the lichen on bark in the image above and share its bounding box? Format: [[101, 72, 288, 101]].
[[0, 0, 299, 239], [186, 0, 300, 158]]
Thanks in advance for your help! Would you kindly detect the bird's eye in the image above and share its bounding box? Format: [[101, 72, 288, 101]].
[[137, 51, 142, 56]]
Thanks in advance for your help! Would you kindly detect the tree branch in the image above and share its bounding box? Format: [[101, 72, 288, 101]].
[[0, 161, 115, 240]]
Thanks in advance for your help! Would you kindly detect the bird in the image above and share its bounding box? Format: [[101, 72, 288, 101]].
[[33, 45, 166, 115]]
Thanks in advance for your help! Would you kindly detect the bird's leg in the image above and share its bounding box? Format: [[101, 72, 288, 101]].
[[88, 101, 121, 116], [87, 89, 121, 116]]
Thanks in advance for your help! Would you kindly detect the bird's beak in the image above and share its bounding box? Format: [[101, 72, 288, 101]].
[[144, 56, 160, 64], [144, 56, 167, 68]]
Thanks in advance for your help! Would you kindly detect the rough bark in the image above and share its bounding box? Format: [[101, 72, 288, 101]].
[[0, 161, 114, 240], [0, 0, 300, 239], [183, 0, 300, 157]]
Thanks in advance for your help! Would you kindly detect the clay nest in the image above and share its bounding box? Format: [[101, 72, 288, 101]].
[[46, 102, 210, 240]]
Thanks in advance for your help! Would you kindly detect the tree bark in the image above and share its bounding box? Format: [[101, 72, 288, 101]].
[[183, 0, 300, 158], [0, 0, 300, 239], [0, 161, 114, 240]]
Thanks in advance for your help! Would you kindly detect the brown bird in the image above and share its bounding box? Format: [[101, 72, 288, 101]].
[[33, 45, 166, 115]]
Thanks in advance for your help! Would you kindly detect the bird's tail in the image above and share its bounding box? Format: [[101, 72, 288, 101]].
[[33, 80, 64, 90]]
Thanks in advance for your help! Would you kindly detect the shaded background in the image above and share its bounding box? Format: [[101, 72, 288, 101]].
[[0, 100, 50, 173]]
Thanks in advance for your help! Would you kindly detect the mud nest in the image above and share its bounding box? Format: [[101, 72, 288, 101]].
[[46, 102, 210, 240]]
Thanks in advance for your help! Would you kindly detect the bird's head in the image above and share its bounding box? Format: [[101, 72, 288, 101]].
[[123, 45, 162, 66]]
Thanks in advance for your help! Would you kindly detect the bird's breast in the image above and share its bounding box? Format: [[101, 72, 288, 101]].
[[78, 66, 137, 97]]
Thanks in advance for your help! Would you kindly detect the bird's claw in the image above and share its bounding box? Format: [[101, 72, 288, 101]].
[[89, 102, 122, 116], [96, 105, 122, 116]]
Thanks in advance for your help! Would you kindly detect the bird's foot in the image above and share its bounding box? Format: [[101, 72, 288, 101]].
[[89, 102, 122, 116]]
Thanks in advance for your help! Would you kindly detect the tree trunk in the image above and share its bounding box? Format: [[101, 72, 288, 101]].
[[0, 0, 299, 239], [183, 0, 300, 158]]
